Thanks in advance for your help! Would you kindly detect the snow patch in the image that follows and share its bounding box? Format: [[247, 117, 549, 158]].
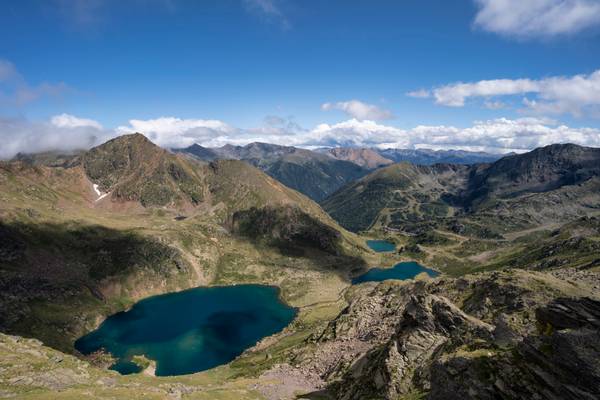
[[92, 183, 109, 202], [93, 184, 102, 196]]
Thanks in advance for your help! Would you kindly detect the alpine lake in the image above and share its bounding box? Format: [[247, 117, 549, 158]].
[[76, 239, 439, 377]]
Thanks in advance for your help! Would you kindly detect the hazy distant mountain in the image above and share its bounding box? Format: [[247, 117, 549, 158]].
[[323, 148, 394, 169], [175, 142, 369, 202], [376, 148, 506, 165]]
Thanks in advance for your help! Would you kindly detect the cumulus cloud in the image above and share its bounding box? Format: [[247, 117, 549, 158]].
[[473, 0, 600, 38], [412, 70, 600, 118], [0, 59, 68, 106], [51, 113, 103, 129], [115, 117, 237, 148], [321, 100, 394, 121], [0, 114, 108, 159], [307, 119, 405, 148]]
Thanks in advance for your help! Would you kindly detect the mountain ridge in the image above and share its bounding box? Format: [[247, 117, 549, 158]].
[[323, 143, 600, 234]]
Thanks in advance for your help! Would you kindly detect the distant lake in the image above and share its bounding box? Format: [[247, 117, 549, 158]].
[[366, 240, 396, 252], [352, 261, 439, 284], [75, 285, 296, 376]]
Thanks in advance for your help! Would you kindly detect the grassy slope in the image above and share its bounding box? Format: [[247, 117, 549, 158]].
[[0, 136, 381, 399]]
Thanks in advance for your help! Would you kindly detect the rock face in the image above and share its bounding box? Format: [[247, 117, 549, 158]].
[[277, 270, 600, 400], [430, 297, 600, 400], [335, 294, 494, 400]]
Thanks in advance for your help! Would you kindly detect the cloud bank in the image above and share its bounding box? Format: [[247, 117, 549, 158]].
[[2, 113, 600, 160], [0, 115, 108, 159], [473, 0, 600, 39], [117, 115, 600, 154]]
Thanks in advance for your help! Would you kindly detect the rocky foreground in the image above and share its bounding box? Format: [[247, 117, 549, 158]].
[[257, 269, 600, 399]]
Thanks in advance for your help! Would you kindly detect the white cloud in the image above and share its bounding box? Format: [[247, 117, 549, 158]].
[[306, 119, 406, 148], [301, 117, 600, 153], [413, 70, 600, 118], [0, 115, 108, 159], [406, 117, 600, 153], [139, 115, 600, 154], [321, 100, 394, 121], [115, 117, 236, 148], [433, 78, 539, 107], [51, 113, 103, 129], [473, 0, 600, 38]]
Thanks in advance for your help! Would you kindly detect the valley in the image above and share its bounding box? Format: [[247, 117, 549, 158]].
[[0, 134, 599, 399]]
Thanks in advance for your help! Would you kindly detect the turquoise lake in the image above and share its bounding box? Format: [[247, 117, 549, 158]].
[[74, 285, 296, 376], [352, 261, 440, 284], [366, 239, 396, 252]]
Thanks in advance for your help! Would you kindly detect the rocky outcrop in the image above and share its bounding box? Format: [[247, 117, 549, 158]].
[[278, 270, 599, 400], [429, 297, 600, 400], [334, 294, 493, 399]]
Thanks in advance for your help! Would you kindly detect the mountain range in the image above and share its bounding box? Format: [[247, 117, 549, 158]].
[[1, 134, 599, 399], [175, 142, 369, 202], [173, 143, 506, 202], [324, 143, 600, 234]]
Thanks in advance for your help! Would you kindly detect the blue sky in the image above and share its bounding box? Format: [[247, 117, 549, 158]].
[[1, 0, 600, 156]]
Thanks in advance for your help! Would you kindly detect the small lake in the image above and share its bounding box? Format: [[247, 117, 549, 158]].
[[352, 261, 440, 284], [75, 285, 296, 376], [366, 240, 396, 252]]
